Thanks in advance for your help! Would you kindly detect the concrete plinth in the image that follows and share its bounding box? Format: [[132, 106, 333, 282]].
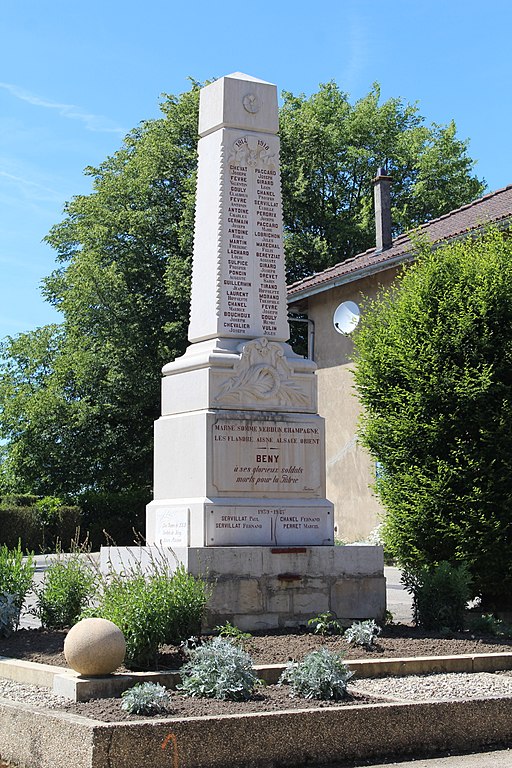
[[100, 544, 385, 631]]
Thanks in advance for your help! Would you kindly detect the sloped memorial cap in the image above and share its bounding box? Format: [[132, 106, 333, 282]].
[[198, 72, 279, 136]]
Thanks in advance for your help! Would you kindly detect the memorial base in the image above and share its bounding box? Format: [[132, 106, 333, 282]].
[[146, 497, 334, 547], [100, 545, 386, 631]]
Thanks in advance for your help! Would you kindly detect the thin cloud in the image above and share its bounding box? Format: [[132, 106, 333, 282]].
[[340, 9, 370, 95], [0, 82, 124, 134], [0, 170, 62, 202]]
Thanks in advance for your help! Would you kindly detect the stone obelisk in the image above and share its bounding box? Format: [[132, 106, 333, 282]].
[[146, 72, 334, 548]]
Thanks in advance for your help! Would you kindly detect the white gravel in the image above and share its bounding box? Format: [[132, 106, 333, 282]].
[[0, 678, 68, 709], [354, 672, 512, 701], [3, 672, 512, 710]]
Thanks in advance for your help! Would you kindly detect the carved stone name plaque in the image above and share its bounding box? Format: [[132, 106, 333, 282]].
[[210, 415, 323, 497], [206, 504, 333, 546]]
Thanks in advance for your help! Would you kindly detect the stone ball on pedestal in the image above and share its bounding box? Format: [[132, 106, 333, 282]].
[[64, 617, 126, 676]]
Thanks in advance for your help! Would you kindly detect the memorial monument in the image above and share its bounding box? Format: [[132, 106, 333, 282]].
[[146, 72, 333, 549], [103, 73, 385, 629]]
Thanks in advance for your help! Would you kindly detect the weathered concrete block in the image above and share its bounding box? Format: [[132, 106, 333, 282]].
[[209, 578, 263, 614], [331, 576, 386, 620], [232, 613, 280, 631], [292, 579, 330, 615], [293, 590, 330, 616], [101, 545, 386, 630], [266, 588, 291, 613]]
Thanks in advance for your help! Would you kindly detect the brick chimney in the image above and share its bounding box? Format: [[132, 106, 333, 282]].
[[373, 167, 393, 252]]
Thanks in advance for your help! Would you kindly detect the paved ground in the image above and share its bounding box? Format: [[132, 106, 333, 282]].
[[343, 748, 512, 767], [383, 565, 413, 624]]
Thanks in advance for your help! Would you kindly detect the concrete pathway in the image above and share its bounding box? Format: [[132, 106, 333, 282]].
[[343, 748, 512, 767], [384, 565, 413, 623]]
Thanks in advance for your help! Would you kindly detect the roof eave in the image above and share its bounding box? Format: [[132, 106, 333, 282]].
[[287, 250, 413, 304], [287, 214, 512, 306]]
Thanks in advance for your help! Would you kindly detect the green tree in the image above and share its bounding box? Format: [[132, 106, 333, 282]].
[[353, 228, 512, 611], [0, 80, 484, 498], [280, 82, 483, 282], [0, 84, 200, 495]]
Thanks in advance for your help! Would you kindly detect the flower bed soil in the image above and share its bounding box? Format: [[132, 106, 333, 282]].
[[61, 687, 377, 722], [1, 625, 511, 722], [1, 623, 511, 670]]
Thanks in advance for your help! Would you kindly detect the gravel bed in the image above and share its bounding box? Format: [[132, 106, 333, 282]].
[[0, 678, 68, 709], [3, 672, 512, 717], [355, 672, 512, 701]]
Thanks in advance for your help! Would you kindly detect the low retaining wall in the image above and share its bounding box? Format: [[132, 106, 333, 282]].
[[0, 695, 511, 768], [100, 544, 386, 631]]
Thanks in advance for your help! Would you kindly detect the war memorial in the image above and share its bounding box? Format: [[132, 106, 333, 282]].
[[102, 73, 385, 629]]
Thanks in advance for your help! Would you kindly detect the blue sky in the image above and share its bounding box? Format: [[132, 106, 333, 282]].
[[1, 0, 511, 344]]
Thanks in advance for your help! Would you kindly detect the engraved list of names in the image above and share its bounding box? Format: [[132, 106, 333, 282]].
[[221, 132, 287, 339]]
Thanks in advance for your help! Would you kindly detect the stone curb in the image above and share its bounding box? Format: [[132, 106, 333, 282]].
[[2, 651, 512, 701], [0, 692, 511, 768]]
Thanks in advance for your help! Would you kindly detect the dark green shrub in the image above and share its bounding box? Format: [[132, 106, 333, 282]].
[[354, 229, 512, 611], [75, 489, 149, 548], [402, 561, 472, 631], [0, 507, 42, 551], [35, 551, 98, 629], [89, 560, 209, 669], [466, 613, 511, 637], [0, 494, 40, 507], [0, 542, 34, 633], [0, 504, 81, 552]]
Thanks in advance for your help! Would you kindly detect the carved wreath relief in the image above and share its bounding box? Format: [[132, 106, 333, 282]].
[[215, 338, 309, 407]]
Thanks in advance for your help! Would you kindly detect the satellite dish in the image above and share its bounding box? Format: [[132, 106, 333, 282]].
[[333, 301, 360, 335]]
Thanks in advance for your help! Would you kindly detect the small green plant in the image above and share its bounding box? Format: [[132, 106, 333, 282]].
[[88, 556, 209, 668], [0, 542, 34, 632], [383, 609, 394, 626], [0, 594, 19, 637], [344, 619, 381, 648], [402, 561, 472, 631], [214, 621, 252, 644], [35, 497, 62, 550], [279, 648, 353, 700], [35, 550, 98, 629], [178, 637, 260, 701], [120, 682, 172, 715], [307, 612, 342, 636], [467, 613, 510, 637]]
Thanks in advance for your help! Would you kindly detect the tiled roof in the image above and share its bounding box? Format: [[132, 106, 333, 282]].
[[287, 184, 512, 300]]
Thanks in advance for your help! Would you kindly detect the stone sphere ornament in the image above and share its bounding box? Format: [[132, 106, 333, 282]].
[[64, 617, 126, 676]]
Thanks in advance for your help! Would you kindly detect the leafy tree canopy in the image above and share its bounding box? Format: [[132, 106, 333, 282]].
[[0, 79, 484, 497], [280, 82, 483, 281], [353, 228, 512, 610]]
